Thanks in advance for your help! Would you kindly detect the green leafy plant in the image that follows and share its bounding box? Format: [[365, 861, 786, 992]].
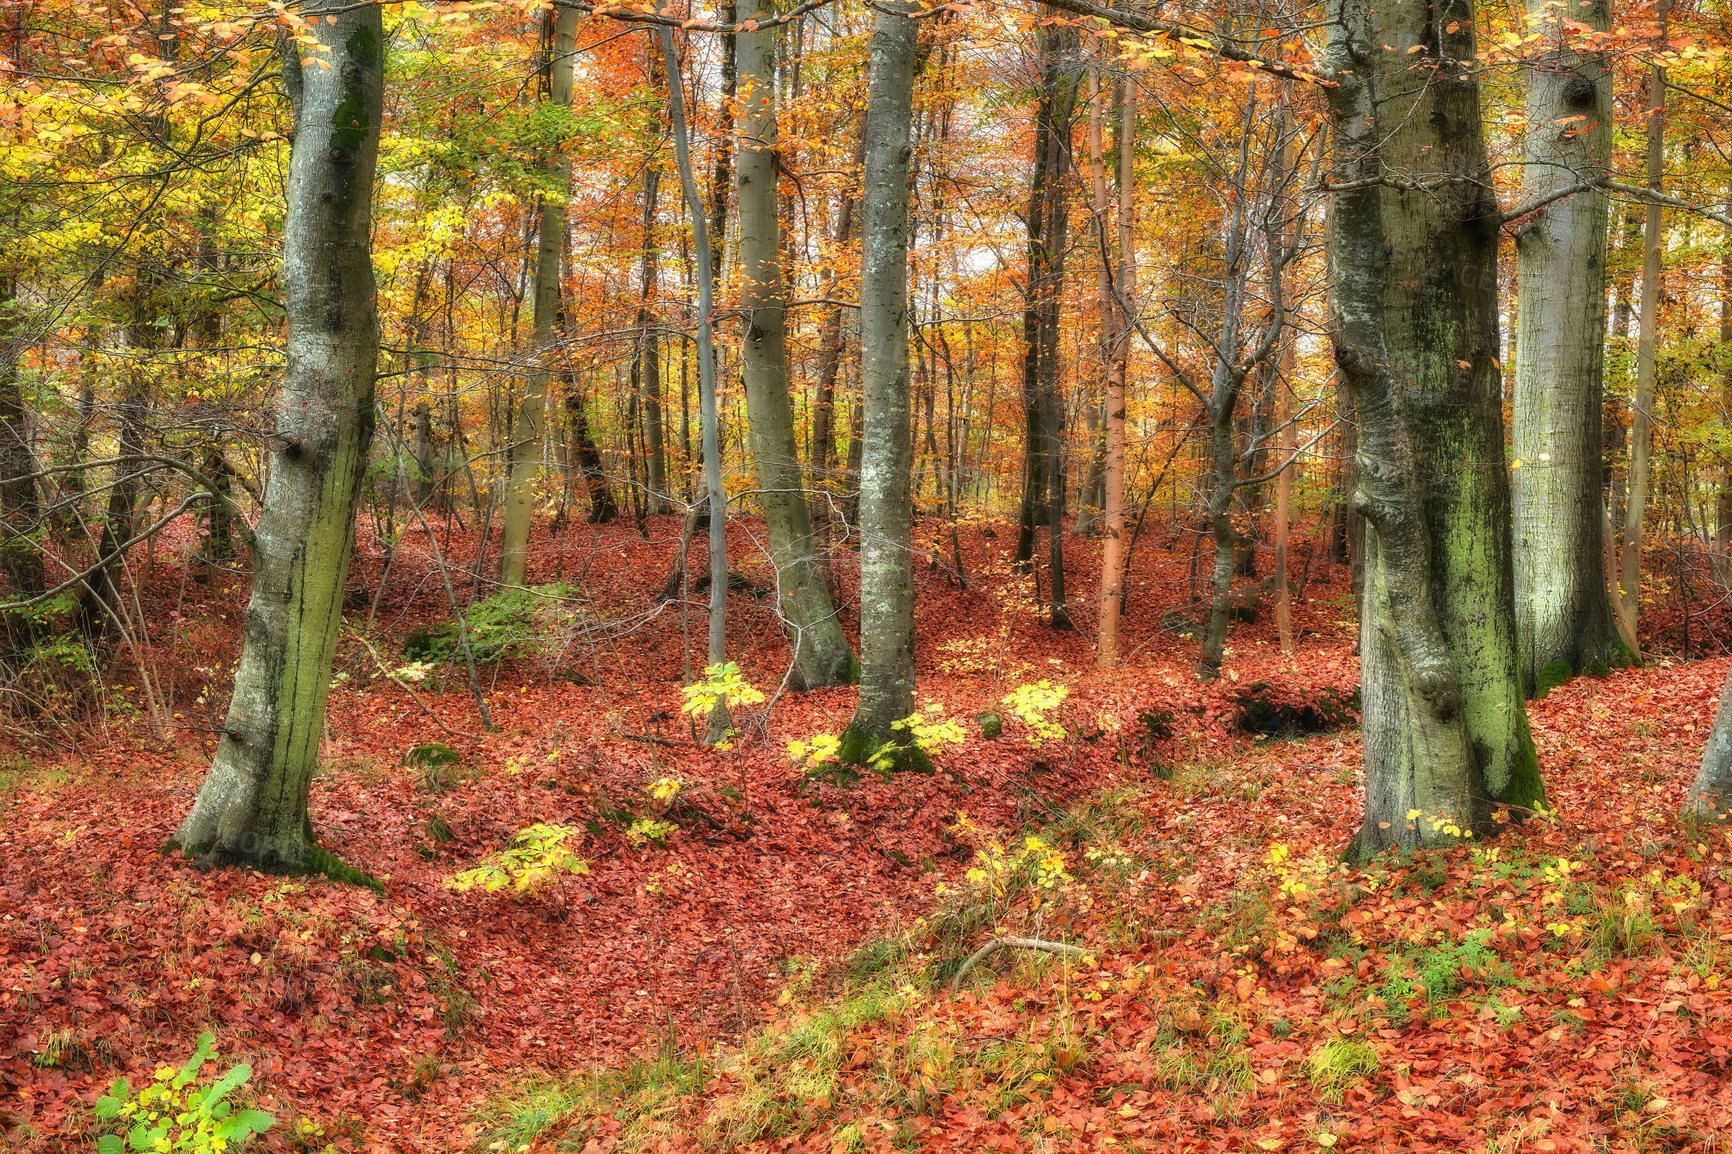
[[402, 582, 573, 665], [1001, 680, 1069, 746], [680, 662, 765, 719], [447, 824, 590, 895], [93, 1031, 273, 1153]]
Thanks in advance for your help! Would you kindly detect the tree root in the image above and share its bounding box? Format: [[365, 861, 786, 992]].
[[949, 935, 1089, 993]]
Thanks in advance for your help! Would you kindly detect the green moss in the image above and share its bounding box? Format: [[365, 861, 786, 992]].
[[837, 724, 935, 779], [328, 24, 379, 154], [1490, 708, 1546, 814], [1535, 660, 1572, 699], [1584, 660, 1611, 677]]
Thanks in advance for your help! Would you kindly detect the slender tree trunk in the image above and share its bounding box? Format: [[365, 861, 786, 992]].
[[661, 24, 731, 741], [1097, 75, 1134, 668], [498, 7, 578, 587], [735, 11, 854, 688], [841, 0, 922, 766], [639, 164, 670, 514], [809, 130, 862, 529], [1273, 328, 1295, 655], [174, 2, 383, 880], [1326, 0, 1544, 859], [1620, 1, 1670, 654], [1510, 0, 1623, 692], [0, 275, 43, 599]]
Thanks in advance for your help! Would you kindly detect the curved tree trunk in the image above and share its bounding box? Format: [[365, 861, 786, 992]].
[[1327, 0, 1543, 859], [1510, 0, 1622, 695], [841, 0, 922, 766], [735, 13, 855, 689], [174, 2, 383, 879]]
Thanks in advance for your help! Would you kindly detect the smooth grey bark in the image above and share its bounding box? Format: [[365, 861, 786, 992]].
[[735, 14, 854, 689], [1688, 662, 1732, 823], [841, 0, 921, 764], [174, 2, 383, 881], [498, 6, 577, 587], [661, 24, 731, 742], [1326, 0, 1543, 859], [1510, 0, 1623, 693]]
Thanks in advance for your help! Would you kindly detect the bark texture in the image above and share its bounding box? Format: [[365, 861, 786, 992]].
[[842, 0, 922, 761], [1510, 0, 1622, 694], [498, 7, 578, 587], [174, 4, 383, 881], [735, 15, 854, 688], [1326, 0, 1543, 859]]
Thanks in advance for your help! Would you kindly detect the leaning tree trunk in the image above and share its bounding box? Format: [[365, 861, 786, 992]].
[[174, 2, 383, 880], [498, 6, 578, 587], [661, 23, 731, 742], [735, 14, 855, 689], [840, 0, 922, 768], [1327, 0, 1544, 859], [1510, 0, 1623, 695], [1688, 661, 1732, 824]]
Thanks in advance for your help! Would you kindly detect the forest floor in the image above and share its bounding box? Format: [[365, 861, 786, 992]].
[[1, 516, 1730, 1153]]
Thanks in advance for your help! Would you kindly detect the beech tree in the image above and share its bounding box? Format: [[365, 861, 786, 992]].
[[174, 0, 384, 878], [1323, 0, 1545, 856], [498, 4, 579, 588], [735, 11, 855, 689], [1510, 0, 1624, 696], [840, 0, 921, 767]]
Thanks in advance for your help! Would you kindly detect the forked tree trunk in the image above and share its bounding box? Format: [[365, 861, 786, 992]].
[[498, 7, 578, 587], [1510, 0, 1623, 694], [735, 14, 855, 689], [174, 2, 383, 880], [1327, 0, 1544, 859], [841, 0, 921, 767]]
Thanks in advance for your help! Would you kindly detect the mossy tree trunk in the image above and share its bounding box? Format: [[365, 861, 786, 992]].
[[1510, 0, 1623, 695], [1688, 660, 1732, 824], [174, 1, 383, 881], [1326, 0, 1544, 860], [841, 0, 922, 768], [736, 12, 855, 689]]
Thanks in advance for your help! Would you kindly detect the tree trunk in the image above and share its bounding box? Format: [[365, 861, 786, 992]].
[[1326, 0, 1543, 859], [0, 275, 44, 599], [1014, 25, 1078, 625], [174, 3, 383, 880], [735, 12, 854, 688], [1096, 76, 1134, 668], [1619, 2, 1670, 654], [661, 24, 732, 742], [841, 0, 921, 766], [639, 167, 670, 515], [1510, 0, 1623, 693], [1688, 661, 1732, 824], [499, 8, 577, 587]]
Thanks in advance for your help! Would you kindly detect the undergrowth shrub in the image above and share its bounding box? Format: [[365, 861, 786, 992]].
[[446, 824, 589, 895], [402, 582, 574, 665], [92, 1031, 273, 1153]]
